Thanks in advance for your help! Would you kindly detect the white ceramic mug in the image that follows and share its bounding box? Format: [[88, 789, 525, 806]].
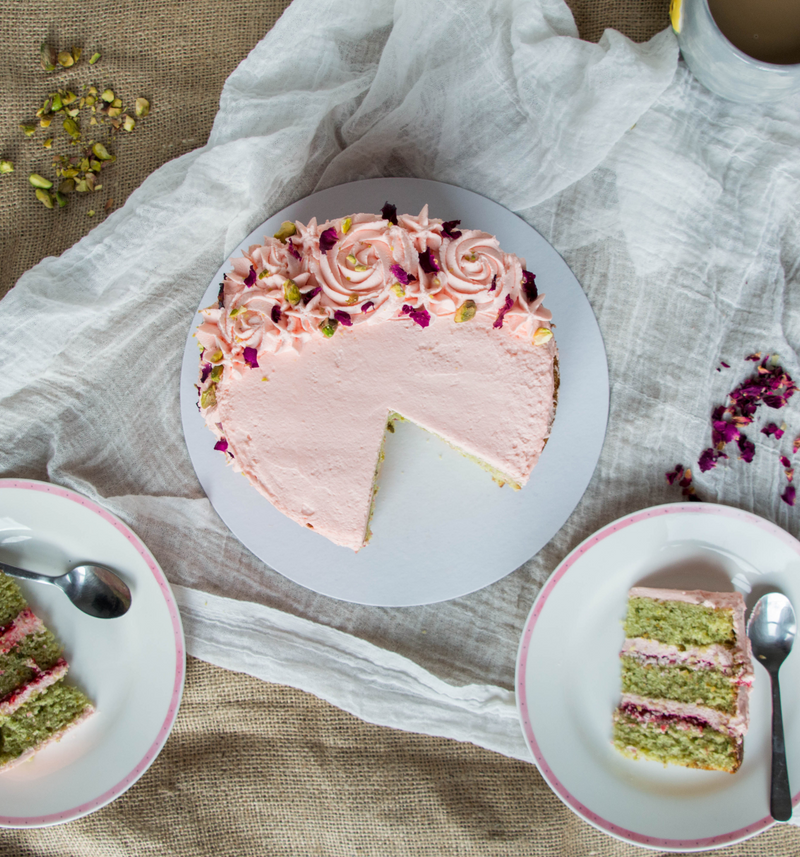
[[671, 0, 800, 102]]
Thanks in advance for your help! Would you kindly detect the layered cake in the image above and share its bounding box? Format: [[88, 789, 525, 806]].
[[613, 587, 753, 773], [196, 204, 558, 551], [0, 573, 93, 770]]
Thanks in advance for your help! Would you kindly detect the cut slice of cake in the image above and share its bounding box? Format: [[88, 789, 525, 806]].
[[612, 587, 753, 773], [0, 573, 93, 770]]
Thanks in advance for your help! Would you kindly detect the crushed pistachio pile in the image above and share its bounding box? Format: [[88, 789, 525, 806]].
[[0, 42, 150, 214]]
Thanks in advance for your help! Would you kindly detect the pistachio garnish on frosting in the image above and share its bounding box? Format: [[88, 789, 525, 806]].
[[454, 300, 477, 323], [273, 221, 297, 242]]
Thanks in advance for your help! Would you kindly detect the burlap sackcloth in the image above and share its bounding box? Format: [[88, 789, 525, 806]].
[[2, 1, 800, 855]]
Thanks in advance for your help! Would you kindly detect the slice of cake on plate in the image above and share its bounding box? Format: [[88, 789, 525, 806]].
[[195, 205, 559, 551], [0, 573, 93, 770], [613, 586, 753, 773]]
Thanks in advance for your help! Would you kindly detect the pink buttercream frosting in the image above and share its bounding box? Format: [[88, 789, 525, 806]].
[[195, 207, 558, 551]]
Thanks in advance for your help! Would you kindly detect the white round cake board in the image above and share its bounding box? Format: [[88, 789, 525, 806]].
[[180, 178, 609, 606]]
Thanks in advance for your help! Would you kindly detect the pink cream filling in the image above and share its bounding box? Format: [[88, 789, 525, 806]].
[[0, 609, 45, 656], [0, 658, 69, 718]]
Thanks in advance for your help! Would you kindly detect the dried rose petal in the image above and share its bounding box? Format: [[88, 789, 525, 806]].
[[698, 448, 719, 472], [381, 202, 397, 225], [418, 248, 440, 274], [217, 282, 225, 308], [243, 347, 259, 368], [781, 455, 791, 468], [333, 309, 353, 327], [489, 274, 497, 293], [762, 423, 785, 438], [522, 270, 538, 303], [302, 286, 321, 305], [665, 465, 684, 486], [794, 436, 800, 454], [214, 438, 228, 452], [746, 353, 762, 362], [361, 301, 374, 312], [441, 219, 462, 239], [782, 485, 796, 506], [721, 361, 730, 368], [738, 434, 755, 463], [286, 240, 301, 261], [493, 294, 514, 330], [390, 264, 414, 286], [200, 363, 212, 383], [320, 228, 338, 253], [401, 304, 430, 327], [244, 266, 257, 288], [712, 419, 740, 446], [787, 468, 795, 483], [271, 305, 281, 324]]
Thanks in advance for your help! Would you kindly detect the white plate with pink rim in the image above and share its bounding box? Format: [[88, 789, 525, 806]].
[[0, 479, 185, 827], [516, 501, 800, 851], [179, 177, 609, 606]]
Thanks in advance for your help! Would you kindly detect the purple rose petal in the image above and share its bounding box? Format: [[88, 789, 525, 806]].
[[200, 362, 212, 383], [271, 305, 281, 324], [493, 294, 514, 329], [522, 270, 538, 302], [243, 347, 259, 368], [401, 304, 430, 327], [418, 248, 440, 274], [441, 219, 462, 239], [302, 286, 321, 305], [390, 264, 413, 286], [737, 434, 755, 463], [361, 301, 374, 313], [214, 438, 228, 452], [381, 202, 397, 225], [320, 228, 338, 253], [761, 423, 785, 438], [698, 448, 719, 472], [286, 240, 301, 261], [217, 282, 225, 308], [782, 485, 796, 506], [333, 309, 353, 327], [781, 455, 792, 468], [489, 274, 497, 293], [244, 266, 257, 288]]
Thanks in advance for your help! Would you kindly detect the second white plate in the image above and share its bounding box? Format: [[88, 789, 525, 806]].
[[180, 177, 609, 606], [516, 502, 800, 851]]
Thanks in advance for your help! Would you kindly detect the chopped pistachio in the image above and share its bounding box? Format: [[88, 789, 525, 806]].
[[65, 107, 80, 118], [20, 124, 36, 137], [40, 42, 57, 72], [101, 89, 115, 103], [107, 107, 122, 118], [89, 116, 98, 126], [454, 300, 477, 323], [84, 173, 96, 191], [228, 307, 242, 317], [57, 51, 74, 68], [391, 283, 405, 298], [283, 279, 301, 305], [62, 167, 79, 178], [134, 97, 150, 117], [258, 270, 270, 279], [210, 365, 224, 382], [39, 116, 52, 128], [209, 350, 224, 363], [35, 188, 54, 208], [200, 386, 217, 409], [122, 114, 135, 132], [29, 173, 53, 189], [79, 157, 90, 171], [0, 161, 14, 175], [93, 142, 113, 160], [55, 191, 68, 208], [88, 85, 98, 96], [111, 97, 122, 109], [94, 184, 102, 191], [87, 209, 95, 217], [62, 118, 80, 139], [42, 138, 53, 149], [51, 93, 63, 112], [89, 52, 101, 65], [532, 327, 553, 345], [319, 317, 339, 338], [71, 46, 81, 63], [63, 91, 78, 105], [341, 217, 352, 234], [273, 221, 296, 242], [346, 294, 359, 305], [90, 159, 102, 172], [84, 95, 96, 107], [75, 178, 90, 192], [58, 178, 75, 193]]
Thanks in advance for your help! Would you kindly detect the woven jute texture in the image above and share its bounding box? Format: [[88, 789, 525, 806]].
[[7, 2, 798, 856]]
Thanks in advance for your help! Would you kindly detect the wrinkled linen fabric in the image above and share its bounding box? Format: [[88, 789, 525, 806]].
[[1, 0, 799, 772]]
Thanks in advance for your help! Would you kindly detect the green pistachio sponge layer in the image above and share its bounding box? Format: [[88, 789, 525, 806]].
[[624, 596, 735, 647]]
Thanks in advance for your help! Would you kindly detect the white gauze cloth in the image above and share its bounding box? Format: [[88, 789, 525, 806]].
[[1, 0, 799, 781]]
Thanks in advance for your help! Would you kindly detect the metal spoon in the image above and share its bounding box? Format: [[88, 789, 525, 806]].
[[747, 592, 796, 822], [0, 561, 132, 619]]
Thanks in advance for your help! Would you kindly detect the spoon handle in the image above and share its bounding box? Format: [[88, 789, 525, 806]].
[[0, 561, 59, 585], [770, 669, 793, 822]]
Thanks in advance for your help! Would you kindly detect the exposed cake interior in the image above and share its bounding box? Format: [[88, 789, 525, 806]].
[[612, 587, 753, 774], [0, 573, 94, 771]]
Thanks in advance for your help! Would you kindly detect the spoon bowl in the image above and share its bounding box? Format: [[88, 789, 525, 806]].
[[0, 561, 132, 619], [747, 592, 796, 822]]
